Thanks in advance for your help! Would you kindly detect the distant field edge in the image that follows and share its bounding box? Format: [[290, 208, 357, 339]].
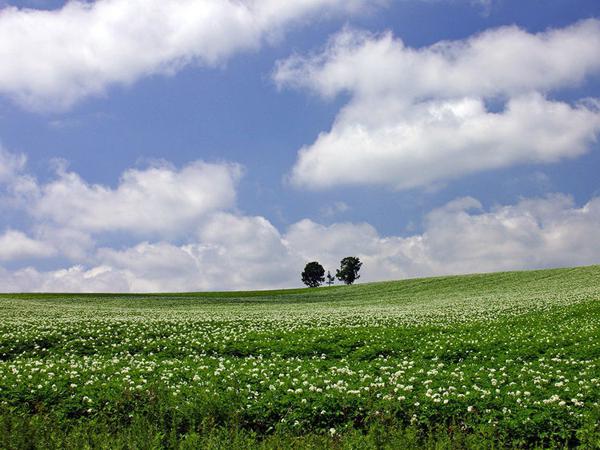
[[0, 263, 598, 298]]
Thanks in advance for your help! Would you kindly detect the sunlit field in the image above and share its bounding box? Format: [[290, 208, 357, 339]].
[[1, 266, 599, 449]]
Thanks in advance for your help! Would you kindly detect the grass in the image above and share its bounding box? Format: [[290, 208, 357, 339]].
[[0, 265, 599, 448]]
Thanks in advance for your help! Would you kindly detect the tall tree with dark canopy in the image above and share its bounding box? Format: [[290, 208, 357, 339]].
[[336, 256, 362, 285], [301, 261, 325, 288]]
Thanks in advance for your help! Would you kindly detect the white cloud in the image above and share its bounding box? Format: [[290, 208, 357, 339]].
[[96, 242, 205, 292], [276, 21, 600, 100], [0, 229, 55, 261], [29, 161, 242, 236], [2, 193, 599, 292], [0, 146, 242, 239], [0, 265, 130, 293], [275, 20, 600, 190], [0, 0, 372, 110], [33, 225, 95, 261], [194, 212, 301, 288], [288, 194, 600, 281], [95, 213, 301, 292], [1, 146, 598, 292], [0, 146, 26, 183], [289, 94, 600, 189], [416, 194, 600, 274]]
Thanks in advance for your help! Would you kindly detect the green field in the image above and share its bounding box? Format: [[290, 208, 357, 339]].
[[1, 266, 599, 449]]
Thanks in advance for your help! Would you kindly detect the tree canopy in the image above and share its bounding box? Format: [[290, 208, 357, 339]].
[[301, 261, 325, 288], [336, 256, 362, 285]]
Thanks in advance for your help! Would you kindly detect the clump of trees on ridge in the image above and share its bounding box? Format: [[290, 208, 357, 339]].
[[301, 257, 362, 288]]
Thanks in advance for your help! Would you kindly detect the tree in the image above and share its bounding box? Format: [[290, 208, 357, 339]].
[[326, 270, 335, 286], [301, 261, 325, 288], [336, 256, 362, 285]]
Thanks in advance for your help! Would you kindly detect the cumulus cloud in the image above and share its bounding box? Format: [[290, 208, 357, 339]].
[[290, 94, 600, 190], [0, 229, 55, 261], [0, 265, 130, 293], [0, 146, 26, 183], [1, 146, 242, 238], [288, 194, 600, 281], [96, 242, 205, 292], [416, 195, 600, 274], [0, 0, 372, 110], [275, 20, 600, 100], [0, 149, 300, 291], [29, 161, 242, 236], [95, 213, 301, 292], [1, 145, 598, 292], [2, 193, 600, 292], [275, 20, 600, 189], [33, 225, 95, 261]]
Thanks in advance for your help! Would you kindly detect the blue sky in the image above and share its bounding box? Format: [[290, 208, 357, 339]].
[[0, 0, 599, 292]]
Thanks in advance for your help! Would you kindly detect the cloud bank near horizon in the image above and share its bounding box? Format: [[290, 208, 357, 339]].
[[0, 147, 599, 292]]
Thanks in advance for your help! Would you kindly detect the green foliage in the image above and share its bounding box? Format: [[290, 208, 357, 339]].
[[336, 256, 362, 285], [0, 265, 599, 448], [301, 261, 325, 288], [0, 415, 565, 449]]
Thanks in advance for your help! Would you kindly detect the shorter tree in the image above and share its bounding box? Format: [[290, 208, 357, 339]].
[[301, 261, 325, 288], [326, 270, 335, 286], [336, 256, 362, 285]]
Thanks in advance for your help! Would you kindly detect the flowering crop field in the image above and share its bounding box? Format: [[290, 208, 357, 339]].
[[0, 266, 599, 449]]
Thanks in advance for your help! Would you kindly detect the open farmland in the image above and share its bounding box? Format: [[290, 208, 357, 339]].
[[0, 266, 599, 448]]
